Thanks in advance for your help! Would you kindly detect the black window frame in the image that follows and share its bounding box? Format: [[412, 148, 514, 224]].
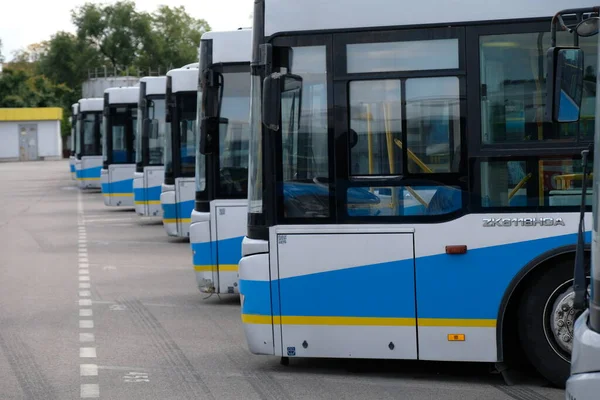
[[166, 91, 198, 184], [77, 111, 102, 160], [103, 103, 137, 169], [466, 20, 593, 213], [196, 62, 252, 213], [248, 16, 595, 240], [137, 93, 165, 172]]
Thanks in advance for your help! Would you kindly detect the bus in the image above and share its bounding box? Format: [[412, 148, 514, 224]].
[[134, 76, 167, 217], [101, 86, 139, 207], [161, 64, 199, 237], [238, 0, 598, 388], [546, 7, 600, 399], [69, 102, 78, 180], [191, 28, 252, 294], [75, 98, 104, 189]]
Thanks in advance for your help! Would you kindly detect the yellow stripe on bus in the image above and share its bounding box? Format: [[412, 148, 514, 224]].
[[103, 193, 133, 197], [194, 264, 239, 272], [241, 314, 496, 328], [79, 178, 100, 181], [163, 218, 191, 224], [134, 200, 161, 205]]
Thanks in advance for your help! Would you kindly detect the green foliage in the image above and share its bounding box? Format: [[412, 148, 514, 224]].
[[0, 0, 212, 143]]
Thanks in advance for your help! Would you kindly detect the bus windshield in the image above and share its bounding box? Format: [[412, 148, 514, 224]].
[[82, 112, 101, 157], [178, 92, 197, 177], [217, 71, 251, 198]]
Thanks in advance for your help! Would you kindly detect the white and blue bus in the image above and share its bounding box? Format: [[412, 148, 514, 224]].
[[191, 28, 252, 294], [546, 7, 600, 399], [161, 64, 199, 237], [134, 76, 167, 217], [69, 103, 78, 180], [75, 98, 104, 189], [101, 86, 139, 207], [239, 0, 598, 388]]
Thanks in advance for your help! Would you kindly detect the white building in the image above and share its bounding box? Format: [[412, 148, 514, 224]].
[[0, 108, 63, 162]]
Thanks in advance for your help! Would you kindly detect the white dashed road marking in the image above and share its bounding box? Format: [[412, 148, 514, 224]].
[[77, 191, 99, 398]]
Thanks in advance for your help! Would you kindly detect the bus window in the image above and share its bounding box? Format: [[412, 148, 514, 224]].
[[349, 79, 402, 176], [480, 158, 593, 207], [480, 31, 597, 144], [406, 77, 461, 173]]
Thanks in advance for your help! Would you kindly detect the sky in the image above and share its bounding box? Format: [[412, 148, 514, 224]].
[[0, 0, 254, 61]]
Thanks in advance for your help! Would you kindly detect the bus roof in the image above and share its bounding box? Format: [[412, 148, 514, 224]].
[[201, 29, 252, 64], [78, 98, 103, 112], [140, 76, 167, 96], [263, 0, 598, 36], [167, 66, 199, 94], [105, 86, 139, 105]]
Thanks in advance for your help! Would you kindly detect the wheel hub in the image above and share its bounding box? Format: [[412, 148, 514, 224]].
[[550, 289, 576, 354]]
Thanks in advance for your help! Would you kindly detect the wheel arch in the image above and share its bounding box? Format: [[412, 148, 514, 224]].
[[496, 244, 590, 361]]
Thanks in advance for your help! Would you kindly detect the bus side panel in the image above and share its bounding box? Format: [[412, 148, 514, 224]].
[[276, 232, 417, 359], [160, 184, 178, 236], [79, 156, 102, 189], [145, 166, 164, 217], [239, 253, 276, 355], [175, 178, 195, 237], [106, 164, 135, 207], [215, 203, 247, 294], [133, 171, 146, 215], [413, 214, 585, 362]]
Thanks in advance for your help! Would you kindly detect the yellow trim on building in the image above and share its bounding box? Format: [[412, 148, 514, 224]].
[[0, 108, 63, 122]]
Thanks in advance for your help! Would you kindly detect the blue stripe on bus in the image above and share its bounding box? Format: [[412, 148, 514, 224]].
[[70, 164, 75, 173], [240, 232, 589, 320], [162, 199, 194, 221], [134, 187, 145, 202], [77, 166, 102, 179], [134, 186, 162, 202], [102, 178, 134, 195], [192, 236, 244, 267]]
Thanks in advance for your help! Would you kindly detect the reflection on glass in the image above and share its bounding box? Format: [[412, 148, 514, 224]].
[[480, 158, 592, 207], [219, 72, 251, 197], [480, 32, 597, 143], [148, 98, 166, 166], [406, 77, 461, 173], [178, 93, 197, 177], [281, 46, 329, 218], [556, 49, 584, 122], [349, 80, 402, 176], [248, 75, 263, 213], [346, 185, 462, 217], [347, 39, 459, 73]]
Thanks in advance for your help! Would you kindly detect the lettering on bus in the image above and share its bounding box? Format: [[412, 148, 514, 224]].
[[482, 218, 565, 227]]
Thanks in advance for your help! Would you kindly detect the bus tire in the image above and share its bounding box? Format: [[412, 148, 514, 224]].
[[517, 257, 577, 388]]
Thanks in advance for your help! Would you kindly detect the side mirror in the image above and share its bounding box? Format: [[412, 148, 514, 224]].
[[546, 47, 584, 123], [200, 116, 219, 154], [576, 17, 600, 37], [149, 120, 159, 139], [143, 119, 151, 138], [262, 73, 303, 132]]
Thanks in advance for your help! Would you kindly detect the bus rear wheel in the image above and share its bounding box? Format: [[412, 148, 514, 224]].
[[517, 258, 581, 388]]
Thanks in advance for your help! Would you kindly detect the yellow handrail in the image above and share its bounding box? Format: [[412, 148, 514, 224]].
[[508, 173, 532, 200], [393, 138, 433, 173]]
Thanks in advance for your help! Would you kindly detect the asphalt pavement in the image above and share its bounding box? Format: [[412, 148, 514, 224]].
[[0, 160, 566, 400]]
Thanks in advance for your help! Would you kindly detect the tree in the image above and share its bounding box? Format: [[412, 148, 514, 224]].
[[38, 32, 103, 89], [0, 67, 71, 108], [71, 1, 152, 70], [136, 6, 210, 70]]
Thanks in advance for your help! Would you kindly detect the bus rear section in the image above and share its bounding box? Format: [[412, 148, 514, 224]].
[[75, 98, 104, 190], [239, 0, 599, 388], [134, 76, 167, 217], [101, 86, 139, 207], [191, 28, 252, 294], [161, 64, 198, 237]]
